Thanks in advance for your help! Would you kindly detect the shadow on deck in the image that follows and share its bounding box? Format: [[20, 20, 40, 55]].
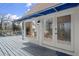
[[22, 42, 71, 56]]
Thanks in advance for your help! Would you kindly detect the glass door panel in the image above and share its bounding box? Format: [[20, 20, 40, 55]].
[[44, 19, 53, 44], [57, 15, 71, 43], [25, 21, 37, 39], [56, 15, 73, 51]]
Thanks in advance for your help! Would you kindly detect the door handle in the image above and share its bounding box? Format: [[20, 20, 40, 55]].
[[55, 33, 58, 35], [55, 28, 57, 30]]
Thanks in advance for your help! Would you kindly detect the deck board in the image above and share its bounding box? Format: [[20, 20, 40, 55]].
[[0, 40, 15, 56], [0, 39, 15, 56], [0, 47, 4, 56], [0, 36, 32, 56], [4, 39, 27, 56]]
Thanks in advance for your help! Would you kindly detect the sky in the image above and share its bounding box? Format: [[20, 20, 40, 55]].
[[0, 3, 35, 20]]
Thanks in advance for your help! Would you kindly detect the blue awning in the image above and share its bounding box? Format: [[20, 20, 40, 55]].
[[17, 3, 79, 21], [55, 3, 79, 11]]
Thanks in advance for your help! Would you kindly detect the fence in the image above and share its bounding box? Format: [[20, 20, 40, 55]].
[[0, 30, 22, 36]]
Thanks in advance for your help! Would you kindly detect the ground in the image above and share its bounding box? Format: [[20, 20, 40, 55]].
[[0, 36, 70, 56]]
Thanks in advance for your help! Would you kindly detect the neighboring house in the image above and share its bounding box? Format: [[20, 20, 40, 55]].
[[0, 14, 22, 36], [2, 21, 12, 30], [17, 3, 79, 56]]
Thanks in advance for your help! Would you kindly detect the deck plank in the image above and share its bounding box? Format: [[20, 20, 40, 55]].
[[4, 38, 32, 56], [0, 47, 4, 56], [0, 40, 14, 56], [0, 39, 16, 56], [1, 39, 22, 56], [0, 36, 32, 56]]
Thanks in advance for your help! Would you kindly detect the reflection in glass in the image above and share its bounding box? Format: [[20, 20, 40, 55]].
[[25, 21, 36, 38], [44, 19, 53, 42], [57, 15, 71, 42]]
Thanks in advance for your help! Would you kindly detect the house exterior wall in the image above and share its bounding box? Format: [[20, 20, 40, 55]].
[[24, 4, 79, 55], [73, 11, 79, 55], [39, 7, 79, 55]]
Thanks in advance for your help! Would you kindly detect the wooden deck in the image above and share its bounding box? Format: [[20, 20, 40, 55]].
[[0, 36, 32, 56], [0, 36, 70, 56]]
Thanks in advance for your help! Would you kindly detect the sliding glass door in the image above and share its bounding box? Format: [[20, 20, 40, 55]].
[[42, 15, 73, 51], [56, 15, 73, 51], [25, 21, 37, 40], [57, 15, 71, 43], [43, 19, 54, 46]]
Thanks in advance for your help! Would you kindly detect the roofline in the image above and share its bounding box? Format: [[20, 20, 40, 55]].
[[15, 3, 79, 22]]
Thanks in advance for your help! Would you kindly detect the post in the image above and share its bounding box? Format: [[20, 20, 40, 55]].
[[22, 21, 25, 40]]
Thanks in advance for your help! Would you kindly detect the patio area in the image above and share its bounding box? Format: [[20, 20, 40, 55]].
[[0, 36, 70, 56]]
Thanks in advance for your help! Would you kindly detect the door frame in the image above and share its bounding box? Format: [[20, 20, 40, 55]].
[[42, 16, 57, 46], [24, 18, 38, 43], [53, 7, 78, 51], [40, 7, 77, 51]]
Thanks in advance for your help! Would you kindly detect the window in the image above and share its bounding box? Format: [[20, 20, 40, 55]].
[[25, 21, 37, 38], [57, 15, 71, 42], [44, 19, 53, 42]]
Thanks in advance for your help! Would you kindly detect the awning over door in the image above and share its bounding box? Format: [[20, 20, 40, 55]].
[[16, 3, 79, 22]]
